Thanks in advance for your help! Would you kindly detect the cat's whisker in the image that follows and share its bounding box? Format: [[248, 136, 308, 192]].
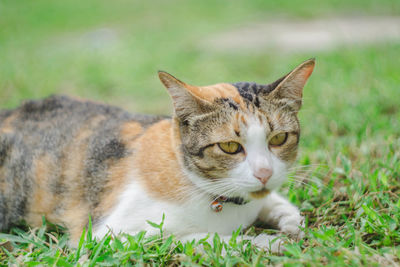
[[287, 172, 322, 179], [288, 177, 325, 187], [288, 165, 329, 172], [195, 181, 232, 192], [173, 179, 230, 195], [175, 179, 239, 204], [287, 178, 316, 187], [287, 175, 325, 184], [288, 171, 327, 179], [287, 163, 327, 171], [287, 177, 332, 192], [287, 168, 329, 178], [207, 187, 240, 206]]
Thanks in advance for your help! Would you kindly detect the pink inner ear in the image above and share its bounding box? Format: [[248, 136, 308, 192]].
[[301, 63, 315, 81], [272, 60, 315, 101], [287, 61, 315, 93]]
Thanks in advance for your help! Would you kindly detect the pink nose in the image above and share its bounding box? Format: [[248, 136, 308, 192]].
[[254, 168, 273, 185]]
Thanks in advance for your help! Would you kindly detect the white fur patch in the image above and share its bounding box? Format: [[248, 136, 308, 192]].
[[94, 170, 264, 239], [225, 115, 287, 198]]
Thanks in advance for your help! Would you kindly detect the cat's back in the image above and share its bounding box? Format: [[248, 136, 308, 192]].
[[0, 95, 163, 133], [0, 95, 168, 233], [0, 95, 165, 161]]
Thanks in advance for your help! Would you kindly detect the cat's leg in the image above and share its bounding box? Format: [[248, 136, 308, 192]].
[[179, 233, 285, 254], [258, 192, 304, 240]]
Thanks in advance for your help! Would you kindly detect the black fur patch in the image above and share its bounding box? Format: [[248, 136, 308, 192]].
[[91, 138, 126, 164], [232, 82, 275, 105], [232, 77, 286, 107], [0, 137, 11, 167]]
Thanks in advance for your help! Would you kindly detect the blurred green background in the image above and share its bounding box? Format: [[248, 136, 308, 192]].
[[1, 0, 399, 154]]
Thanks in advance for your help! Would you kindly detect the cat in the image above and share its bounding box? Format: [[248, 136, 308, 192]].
[[0, 59, 315, 252]]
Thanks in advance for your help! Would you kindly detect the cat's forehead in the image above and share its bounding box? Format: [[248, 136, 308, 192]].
[[199, 82, 273, 103], [196, 82, 276, 113], [231, 82, 275, 108], [193, 83, 243, 106], [196, 82, 289, 126], [191, 81, 298, 133]]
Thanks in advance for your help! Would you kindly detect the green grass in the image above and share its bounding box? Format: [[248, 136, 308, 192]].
[[1, 0, 400, 265]]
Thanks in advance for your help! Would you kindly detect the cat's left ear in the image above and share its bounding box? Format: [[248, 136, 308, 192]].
[[158, 71, 214, 120], [268, 58, 315, 111]]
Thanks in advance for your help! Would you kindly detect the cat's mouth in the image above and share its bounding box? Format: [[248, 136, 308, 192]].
[[249, 188, 270, 199]]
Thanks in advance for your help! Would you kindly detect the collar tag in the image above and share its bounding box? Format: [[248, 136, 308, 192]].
[[210, 196, 249, 212]]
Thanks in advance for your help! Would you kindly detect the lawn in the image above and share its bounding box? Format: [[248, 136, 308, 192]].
[[0, 0, 399, 265]]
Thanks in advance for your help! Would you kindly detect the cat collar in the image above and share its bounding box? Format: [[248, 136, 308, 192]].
[[210, 196, 249, 212]]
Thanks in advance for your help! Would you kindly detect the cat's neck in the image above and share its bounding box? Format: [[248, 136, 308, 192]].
[[133, 118, 194, 203]]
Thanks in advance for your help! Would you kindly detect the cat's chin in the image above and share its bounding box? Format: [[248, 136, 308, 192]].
[[249, 188, 270, 199]]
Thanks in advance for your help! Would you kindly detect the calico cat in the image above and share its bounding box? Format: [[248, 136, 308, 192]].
[[0, 59, 314, 252]]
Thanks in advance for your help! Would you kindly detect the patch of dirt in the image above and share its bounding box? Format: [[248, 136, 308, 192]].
[[202, 16, 400, 53]]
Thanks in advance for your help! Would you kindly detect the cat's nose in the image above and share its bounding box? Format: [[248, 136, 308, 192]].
[[254, 168, 273, 185]]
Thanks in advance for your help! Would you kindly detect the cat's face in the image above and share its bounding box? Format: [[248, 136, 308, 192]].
[[159, 59, 315, 200]]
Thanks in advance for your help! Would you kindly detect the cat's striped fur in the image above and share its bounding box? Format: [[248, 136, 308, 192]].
[[0, 59, 315, 251]]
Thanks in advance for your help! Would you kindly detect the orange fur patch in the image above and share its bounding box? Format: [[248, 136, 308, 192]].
[[0, 113, 18, 134], [120, 121, 143, 148], [26, 154, 59, 226], [188, 83, 244, 106], [135, 119, 191, 202], [240, 114, 248, 126], [63, 201, 91, 243]]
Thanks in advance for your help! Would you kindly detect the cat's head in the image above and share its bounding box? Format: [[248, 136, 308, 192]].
[[159, 59, 315, 200]]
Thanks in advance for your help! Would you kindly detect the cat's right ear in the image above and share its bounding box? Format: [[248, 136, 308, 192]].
[[158, 71, 213, 120], [266, 58, 315, 112]]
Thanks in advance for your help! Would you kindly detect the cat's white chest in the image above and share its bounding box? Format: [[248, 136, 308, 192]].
[[94, 180, 264, 238], [179, 199, 264, 235]]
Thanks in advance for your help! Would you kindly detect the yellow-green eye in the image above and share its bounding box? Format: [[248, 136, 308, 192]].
[[218, 142, 242, 154], [269, 133, 288, 146]]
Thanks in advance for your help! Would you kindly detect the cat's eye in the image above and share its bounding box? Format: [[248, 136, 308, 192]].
[[269, 133, 288, 147], [218, 142, 242, 154]]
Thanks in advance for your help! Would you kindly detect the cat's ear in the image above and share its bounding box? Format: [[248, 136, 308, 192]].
[[268, 58, 315, 111], [158, 71, 213, 119]]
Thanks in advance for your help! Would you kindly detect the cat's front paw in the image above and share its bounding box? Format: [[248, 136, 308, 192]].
[[278, 214, 305, 241]]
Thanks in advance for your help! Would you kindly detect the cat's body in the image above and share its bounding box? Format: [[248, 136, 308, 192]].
[[0, 59, 315, 251]]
